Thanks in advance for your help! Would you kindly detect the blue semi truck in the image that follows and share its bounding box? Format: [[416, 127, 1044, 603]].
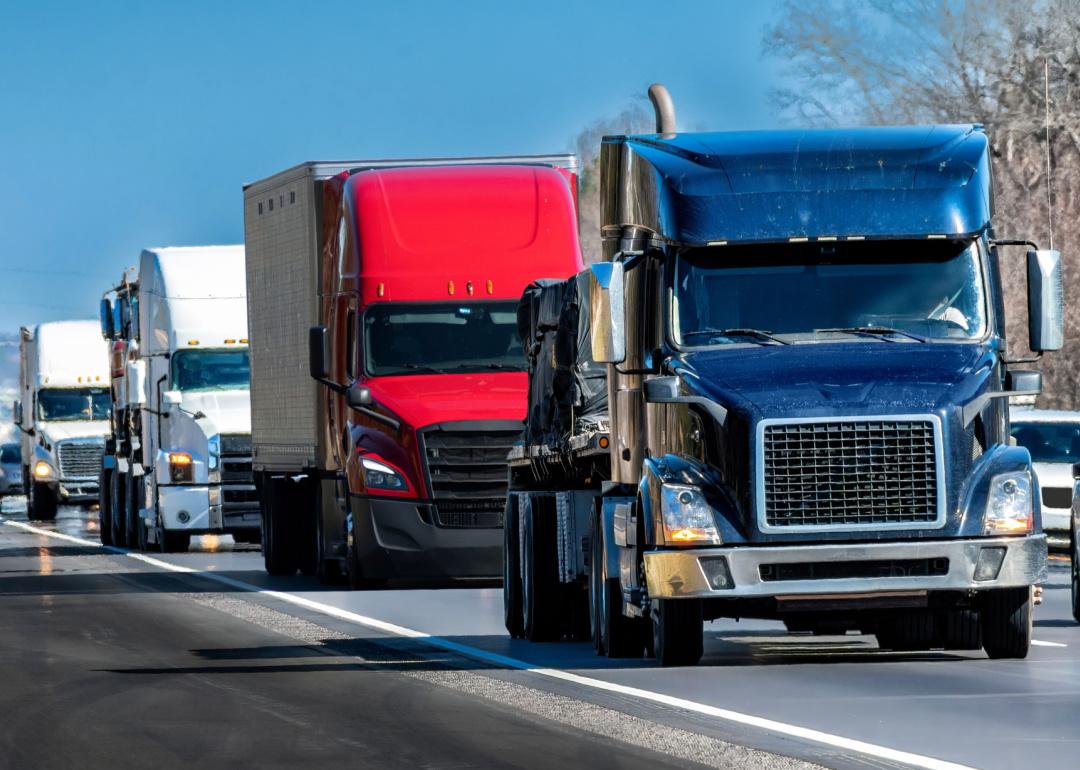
[[504, 86, 1063, 665]]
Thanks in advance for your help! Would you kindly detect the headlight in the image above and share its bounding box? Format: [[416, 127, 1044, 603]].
[[361, 457, 408, 492], [984, 471, 1033, 535], [33, 460, 53, 479], [168, 452, 194, 483], [660, 484, 721, 545]]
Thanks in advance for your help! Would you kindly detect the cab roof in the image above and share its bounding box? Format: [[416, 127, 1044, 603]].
[[600, 124, 992, 249], [344, 164, 582, 303]]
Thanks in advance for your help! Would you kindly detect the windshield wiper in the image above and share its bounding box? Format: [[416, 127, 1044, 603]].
[[398, 363, 448, 374], [682, 328, 790, 345], [815, 326, 928, 343]]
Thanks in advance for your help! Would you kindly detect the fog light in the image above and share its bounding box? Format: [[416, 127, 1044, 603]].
[[974, 546, 1006, 582], [177, 510, 190, 523], [700, 556, 734, 589]]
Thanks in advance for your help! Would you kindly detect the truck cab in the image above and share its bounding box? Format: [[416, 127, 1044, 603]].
[[16, 321, 110, 520], [98, 246, 257, 551], [507, 107, 1062, 664]]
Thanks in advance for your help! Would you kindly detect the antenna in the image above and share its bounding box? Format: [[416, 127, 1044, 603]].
[[1045, 57, 1054, 250]]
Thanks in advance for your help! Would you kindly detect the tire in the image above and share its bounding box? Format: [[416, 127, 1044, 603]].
[[940, 609, 981, 651], [28, 482, 58, 521], [981, 586, 1033, 659], [161, 531, 191, 553], [590, 510, 643, 658], [522, 496, 561, 641], [875, 612, 936, 651], [99, 468, 114, 546], [261, 476, 298, 577], [111, 470, 127, 547], [503, 495, 525, 638], [124, 471, 143, 550], [651, 599, 704, 666], [1071, 514, 1080, 624]]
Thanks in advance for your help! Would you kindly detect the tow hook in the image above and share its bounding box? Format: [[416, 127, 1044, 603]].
[[1034, 585, 1044, 606]]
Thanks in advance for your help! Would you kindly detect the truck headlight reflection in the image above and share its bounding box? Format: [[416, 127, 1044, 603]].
[[660, 484, 721, 545]]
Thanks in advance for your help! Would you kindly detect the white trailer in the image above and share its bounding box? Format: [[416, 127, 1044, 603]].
[[16, 320, 110, 520], [98, 246, 257, 551]]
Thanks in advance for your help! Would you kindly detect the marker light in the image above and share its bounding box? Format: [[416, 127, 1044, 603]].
[[377, 282, 385, 298], [224, 339, 236, 344], [187, 340, 199, 346], [466, 280, 474, 296], [984, 471, 1034, 535], [33, 461, 53, 479], [239, 338, 248, 344], [448, 280, 455, 296], [486, 279, 493, 295], [168, 452, 194, 483], [660, 485, 721, 545]]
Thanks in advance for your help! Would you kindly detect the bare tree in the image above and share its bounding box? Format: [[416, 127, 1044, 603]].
[[573, 103, 653, 263], [765, 0, 1080, 407]]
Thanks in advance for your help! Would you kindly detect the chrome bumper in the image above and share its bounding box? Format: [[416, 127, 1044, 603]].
[[644, 535, 1048, 599]]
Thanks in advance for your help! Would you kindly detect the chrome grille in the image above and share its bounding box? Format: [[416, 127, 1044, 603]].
[[58, 442, 103, 479], [759, 417, 941, 530], [218, 433, 256, 513], [422, 425, 520, 529]]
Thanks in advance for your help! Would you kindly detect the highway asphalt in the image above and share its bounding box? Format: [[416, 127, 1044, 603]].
[[1, 498, 1077, 770]]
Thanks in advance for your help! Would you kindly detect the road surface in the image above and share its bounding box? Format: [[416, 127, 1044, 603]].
[[1, 498, 1077, 770]]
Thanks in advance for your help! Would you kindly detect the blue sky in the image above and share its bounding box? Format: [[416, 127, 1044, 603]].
[[0, 0, 783, 331]]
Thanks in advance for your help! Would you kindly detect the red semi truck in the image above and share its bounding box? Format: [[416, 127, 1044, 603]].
[[244, 157, 582, 585]]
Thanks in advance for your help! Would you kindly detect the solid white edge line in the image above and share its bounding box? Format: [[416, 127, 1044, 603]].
[[3, 518, 990, 770], [1031, 640, 1067, 648]]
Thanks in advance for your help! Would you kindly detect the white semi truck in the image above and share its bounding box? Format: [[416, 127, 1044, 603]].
[[98, 246, 258, 551], [16, 321, 111, 520]]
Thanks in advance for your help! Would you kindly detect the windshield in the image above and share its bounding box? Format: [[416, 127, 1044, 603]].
[[37, 388, 109, 422], [672, 240, 988, 346], [364, 301, 524, 376], [0, 445, 18, 464], [1011, 421, 1080, 464], [171, 349, 250, 392]]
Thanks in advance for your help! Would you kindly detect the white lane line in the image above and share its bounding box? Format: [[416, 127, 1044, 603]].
[[1031, 640, 1068, 648], [5, 519, 987, 770]]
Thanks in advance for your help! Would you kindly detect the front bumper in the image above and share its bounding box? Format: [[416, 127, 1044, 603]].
[[644, 535, 1048, 599], [350, 496, 501, 580], [155, 484, 259, 534], [1041, 505, 1070, 533], [43, 479, 98, 502]]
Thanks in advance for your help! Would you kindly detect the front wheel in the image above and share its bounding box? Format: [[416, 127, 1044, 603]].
[[161, 531, 191, 553], [28, 482, 58, 522], [98, 468, 114, 546], [981, 586, 1033, 659], [651, 599, 704, 667], [111, 470, 127, 547]]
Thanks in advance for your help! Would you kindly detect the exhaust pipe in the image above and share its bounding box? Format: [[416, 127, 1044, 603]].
[[648, 83, 676, 135]]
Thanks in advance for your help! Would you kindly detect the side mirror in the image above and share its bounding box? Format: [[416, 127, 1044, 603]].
[[588, 262, 626, 364], [346, 385, 373, 408], [309, 325, 331, 381], [162, 390, 183, 407], [1005, 369, 1042, 395], [13, 400, 21, 425], [99, 298, 115, 340], [1028, 249, 1064, 352]]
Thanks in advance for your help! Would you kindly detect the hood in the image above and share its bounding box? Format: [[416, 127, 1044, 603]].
[[179, 389, 251, 435], [676, 342, 994, 421], [368, 372, 527, 429], [41, 420, 109, 445]]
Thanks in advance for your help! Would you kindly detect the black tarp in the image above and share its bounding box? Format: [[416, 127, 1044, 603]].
[[518, 271, 608, 447]]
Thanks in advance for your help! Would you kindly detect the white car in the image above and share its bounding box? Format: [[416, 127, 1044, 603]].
[[1010, 408, 1080, 548]]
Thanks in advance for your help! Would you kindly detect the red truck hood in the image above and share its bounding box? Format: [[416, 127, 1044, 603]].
[[366, 372, 527, 429]]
